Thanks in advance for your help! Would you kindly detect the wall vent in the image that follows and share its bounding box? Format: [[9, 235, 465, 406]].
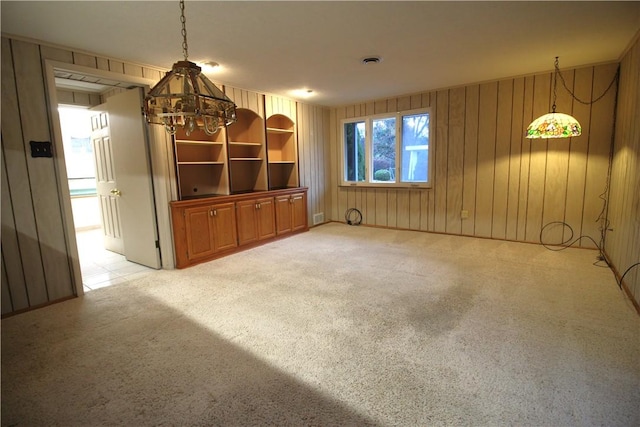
[[313, 212, 325, 225]]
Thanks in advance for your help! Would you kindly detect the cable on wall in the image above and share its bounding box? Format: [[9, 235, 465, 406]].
[[540, 64, 638, 292], [345, 208, 362, 226]]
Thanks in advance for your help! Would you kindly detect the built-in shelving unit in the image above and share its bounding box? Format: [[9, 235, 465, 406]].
[[266, 114, 299, 189], [170, 91, 302, 201], [227, 108, 268, 194], [174, 128, 229, 199], [168, 90, 309, 269]]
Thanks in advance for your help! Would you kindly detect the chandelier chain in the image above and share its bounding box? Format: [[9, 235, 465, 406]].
[[555, 58, 619, 106], [180, 0, 188, 60], [552, 57, 559, 112]]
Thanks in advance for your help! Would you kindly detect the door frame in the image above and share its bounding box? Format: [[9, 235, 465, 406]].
[[44, 59, 177, 296]]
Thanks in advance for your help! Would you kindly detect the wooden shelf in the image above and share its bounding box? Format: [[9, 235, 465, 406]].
[[176, 140, 224, 146], [230, 158, 263, 161], [266, 127, 294, 134], [178, 161, 225, 165], [268, 160, 295, 164], [229, 141, 262, 146]]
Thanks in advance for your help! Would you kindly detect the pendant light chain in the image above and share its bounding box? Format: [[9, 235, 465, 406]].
[[555, 56, 619, 106], [552, 56, 559, 113], [180, 0, 188, 61]]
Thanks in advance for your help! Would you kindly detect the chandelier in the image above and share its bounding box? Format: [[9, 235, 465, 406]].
[[526, 57, 581, 139], [144, 0, 237, 136]]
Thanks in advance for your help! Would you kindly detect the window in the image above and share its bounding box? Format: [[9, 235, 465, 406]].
[[58, 106, 97, 196], [343, 120, 366, 182], [341, 108, 431, 187]]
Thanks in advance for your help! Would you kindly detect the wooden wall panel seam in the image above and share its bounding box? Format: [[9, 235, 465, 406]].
[[506, 79, 516, 238], [1, 142, 30, 310], [473, 87, 481, 236], [2, 39, 49, 306]]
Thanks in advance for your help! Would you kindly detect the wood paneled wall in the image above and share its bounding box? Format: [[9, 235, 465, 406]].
[[607, 35, 640, 308], [297, 102, 332, 225], [329, 62, 620, 250], [1, 36, 165, 315], [56, 89, 101, 107]]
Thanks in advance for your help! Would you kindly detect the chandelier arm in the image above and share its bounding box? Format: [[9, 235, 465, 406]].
[[556, 63, 620, 105]]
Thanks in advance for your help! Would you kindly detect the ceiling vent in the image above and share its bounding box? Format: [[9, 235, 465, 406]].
[[362, 56, 382, 65]]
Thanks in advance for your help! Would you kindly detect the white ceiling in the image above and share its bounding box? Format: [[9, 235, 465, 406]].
[[2, 1, 639, 107]]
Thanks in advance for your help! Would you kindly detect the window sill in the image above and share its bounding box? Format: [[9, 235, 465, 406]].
[[340, 183, 432, 190]]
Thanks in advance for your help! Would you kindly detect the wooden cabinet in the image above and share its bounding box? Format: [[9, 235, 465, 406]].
[[174, 202, 237, 266], [209, 203, 238, 252], [275, 192, 307, 235], [171, 188, 308, 268], [236, 197, 276, 246]]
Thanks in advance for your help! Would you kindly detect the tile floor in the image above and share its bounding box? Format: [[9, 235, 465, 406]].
[[76, 228, 156, 293]]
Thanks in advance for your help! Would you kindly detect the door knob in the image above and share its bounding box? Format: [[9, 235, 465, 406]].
[[110, 189, 122, 196]]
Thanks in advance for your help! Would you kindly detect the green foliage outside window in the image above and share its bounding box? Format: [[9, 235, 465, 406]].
[[374, 169, 392, 181]]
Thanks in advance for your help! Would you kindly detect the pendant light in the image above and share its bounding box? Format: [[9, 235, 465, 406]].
[[526, 57, 581, 139], [144, 0, 237, 136]]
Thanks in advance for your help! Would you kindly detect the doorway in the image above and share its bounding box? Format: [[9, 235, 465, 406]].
[[57, 105, 155, 292], [45, 59, 177, 295]]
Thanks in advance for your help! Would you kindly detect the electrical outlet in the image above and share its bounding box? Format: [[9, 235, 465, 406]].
[[461, 210, 469, 219], [30, 141, 53, 158]]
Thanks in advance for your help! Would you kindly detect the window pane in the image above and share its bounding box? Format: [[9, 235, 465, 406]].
[[344, 121, 366, 181], [401, 113, 430, 182], [372, 117, 396, 182]]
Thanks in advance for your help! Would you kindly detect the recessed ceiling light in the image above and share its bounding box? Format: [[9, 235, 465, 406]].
[[362, 56, 382, 65], [290, 88, 315, 98], [200, 61, 222, 73]]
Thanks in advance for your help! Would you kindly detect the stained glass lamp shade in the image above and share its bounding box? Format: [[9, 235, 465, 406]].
[[526, 112, 581, 139]]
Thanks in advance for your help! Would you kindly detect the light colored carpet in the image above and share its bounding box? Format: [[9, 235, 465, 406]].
[[2, 222, 639, 426]]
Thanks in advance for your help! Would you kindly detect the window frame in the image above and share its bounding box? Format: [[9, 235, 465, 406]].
[[340, 107, 433, 189]]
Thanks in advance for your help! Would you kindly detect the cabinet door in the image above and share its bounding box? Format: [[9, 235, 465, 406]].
[[291, 193, 307, 232], [256, 197, 276, 240], [236, 199, 258, 246], [211, 202, 238, 252], [275, 195, 292, 235], [184, 206, 216, 260]]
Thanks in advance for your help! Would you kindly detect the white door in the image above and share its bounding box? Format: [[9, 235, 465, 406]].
[[91, 110, 125, 254], [106, 88, 161, 269]]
